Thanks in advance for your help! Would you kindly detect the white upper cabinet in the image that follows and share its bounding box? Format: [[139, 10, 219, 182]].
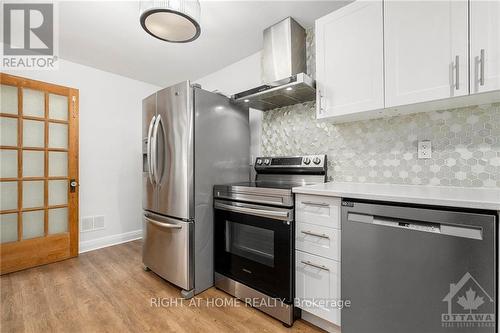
[[469, 0, 500, 93], [384, 0, 469, 107], [315, 1, 384, 119]]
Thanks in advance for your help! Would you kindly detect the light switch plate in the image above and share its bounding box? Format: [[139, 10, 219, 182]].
[[418, 140, 432, 159]]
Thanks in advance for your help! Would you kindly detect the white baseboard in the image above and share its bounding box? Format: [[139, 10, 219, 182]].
[[79, 229, 142, 254]]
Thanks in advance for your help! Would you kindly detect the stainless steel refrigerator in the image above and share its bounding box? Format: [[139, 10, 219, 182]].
[[142, 81, 249, 297]]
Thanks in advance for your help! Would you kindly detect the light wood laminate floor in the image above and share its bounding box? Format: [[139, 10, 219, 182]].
[[1, 240, 329, 333]]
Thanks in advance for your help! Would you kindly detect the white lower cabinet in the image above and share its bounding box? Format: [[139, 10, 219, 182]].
[[296, 250, 341, 326]]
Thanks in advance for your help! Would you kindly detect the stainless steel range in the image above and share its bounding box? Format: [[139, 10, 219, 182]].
[[213, 155, 327, 326]]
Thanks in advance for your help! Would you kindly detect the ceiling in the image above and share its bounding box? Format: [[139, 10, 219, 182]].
[[59, 1, 348, 86]]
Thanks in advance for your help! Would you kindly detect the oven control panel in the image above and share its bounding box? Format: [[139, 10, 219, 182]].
[[254, 155, 327, 169]]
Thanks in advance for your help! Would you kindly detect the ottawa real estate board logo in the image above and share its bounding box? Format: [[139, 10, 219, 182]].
[[2, 2, 58, 70], [441, 272, 495, 329]]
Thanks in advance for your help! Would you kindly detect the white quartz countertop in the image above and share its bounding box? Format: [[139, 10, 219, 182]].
[[292, 182, 500, 211]]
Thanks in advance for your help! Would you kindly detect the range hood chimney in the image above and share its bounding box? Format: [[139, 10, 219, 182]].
[[232, 17, 316, 111]]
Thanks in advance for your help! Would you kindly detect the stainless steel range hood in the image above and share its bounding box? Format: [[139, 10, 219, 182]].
[[232, 17, 316, 111]]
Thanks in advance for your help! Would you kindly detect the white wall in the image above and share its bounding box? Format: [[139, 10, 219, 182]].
[[195, 51, 263, 168], [5, 60, 160, 252]]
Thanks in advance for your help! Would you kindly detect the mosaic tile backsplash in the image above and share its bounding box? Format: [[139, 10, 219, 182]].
[[261, 102, 500, 188], [260, 27, 499, 188]]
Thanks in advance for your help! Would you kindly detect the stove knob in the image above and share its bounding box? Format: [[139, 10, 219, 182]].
[[256, 159, 263, 165], [313, 157, 321, 165], [303, 157, 311, 165], [264, 159, 270, 165]]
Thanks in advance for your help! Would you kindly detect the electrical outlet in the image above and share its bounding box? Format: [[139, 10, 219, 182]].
[[418, 140, 432, 159]]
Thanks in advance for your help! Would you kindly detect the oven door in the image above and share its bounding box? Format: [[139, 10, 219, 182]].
[[214, 199, 294, 303]]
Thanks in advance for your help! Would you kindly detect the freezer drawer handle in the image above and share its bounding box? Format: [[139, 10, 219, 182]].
[[301, 201, 329, 207], [301, 230, 330, 239], [214, 201, 289, 221], [301, 260, 330, 271], [144, 216, 182, 229]]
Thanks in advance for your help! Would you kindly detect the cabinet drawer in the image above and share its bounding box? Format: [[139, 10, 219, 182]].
[[296, 222, 340, 261], [296, 251, 341, 326], [296, 194, 341, 228]]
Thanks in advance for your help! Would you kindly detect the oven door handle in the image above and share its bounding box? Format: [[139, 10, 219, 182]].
[[214, 202, 290, 221]]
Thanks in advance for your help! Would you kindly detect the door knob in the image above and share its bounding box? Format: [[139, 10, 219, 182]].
[[70, 179, 79, 192]]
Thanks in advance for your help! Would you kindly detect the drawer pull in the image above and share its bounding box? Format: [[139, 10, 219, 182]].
[[301, 201, 329, 207], [301, 260, 330, 271], [301, 230, 330, 239]]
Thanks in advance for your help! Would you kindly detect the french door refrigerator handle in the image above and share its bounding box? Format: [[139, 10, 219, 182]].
[[144, 215, 182, 229], [151, 114, 162, 185], [146, 116, 156, 185]]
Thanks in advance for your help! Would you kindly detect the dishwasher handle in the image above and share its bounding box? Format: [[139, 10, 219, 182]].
[[347, 212, 483, 240]]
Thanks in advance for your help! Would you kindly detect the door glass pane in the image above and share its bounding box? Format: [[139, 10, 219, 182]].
[[22, 210, 44, 239], [226, 221, 275, 267], [1, 85, 18, 114], [0, 150, 18, 178], [48, 123, 68, 149], [49, 94, 68, 121], [49, 180, 67, 205], [0, 117, 17, 146], [0, 181, 17, 210], [22, 181, 44, 208], [22, 89, 45, 118], [23, 120, 44, 147], [48, 152, 67, 177], [0, 213, 18, 243], [48, 207, 67, 234], [22, 151, 44, 177]]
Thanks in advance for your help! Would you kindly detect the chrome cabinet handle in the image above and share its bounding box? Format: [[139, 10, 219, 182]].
[[301, 230, 330, 239], [214, 202, 289, 221], [146, 116, 156, 185], [301, 260, 330, 271], [454, 55, 459, 90], [151, 115, 162, 185], [479, 49, 485, 86], [144, 216, 182, 229], [318, 89, 324, 115], [301, 201, 329, 207]]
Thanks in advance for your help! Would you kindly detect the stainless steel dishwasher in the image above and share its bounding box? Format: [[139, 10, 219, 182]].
[[341, 200, 497, 333]]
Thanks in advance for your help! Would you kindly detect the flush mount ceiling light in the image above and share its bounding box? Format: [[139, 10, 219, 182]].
[[140, 0, 201, 43]]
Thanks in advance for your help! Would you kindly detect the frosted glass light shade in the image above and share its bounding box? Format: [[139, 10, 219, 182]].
[[140, 0, 201, 43]]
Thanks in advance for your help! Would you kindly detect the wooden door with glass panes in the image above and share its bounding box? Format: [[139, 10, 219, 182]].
[[0, 73, 79, 274]]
